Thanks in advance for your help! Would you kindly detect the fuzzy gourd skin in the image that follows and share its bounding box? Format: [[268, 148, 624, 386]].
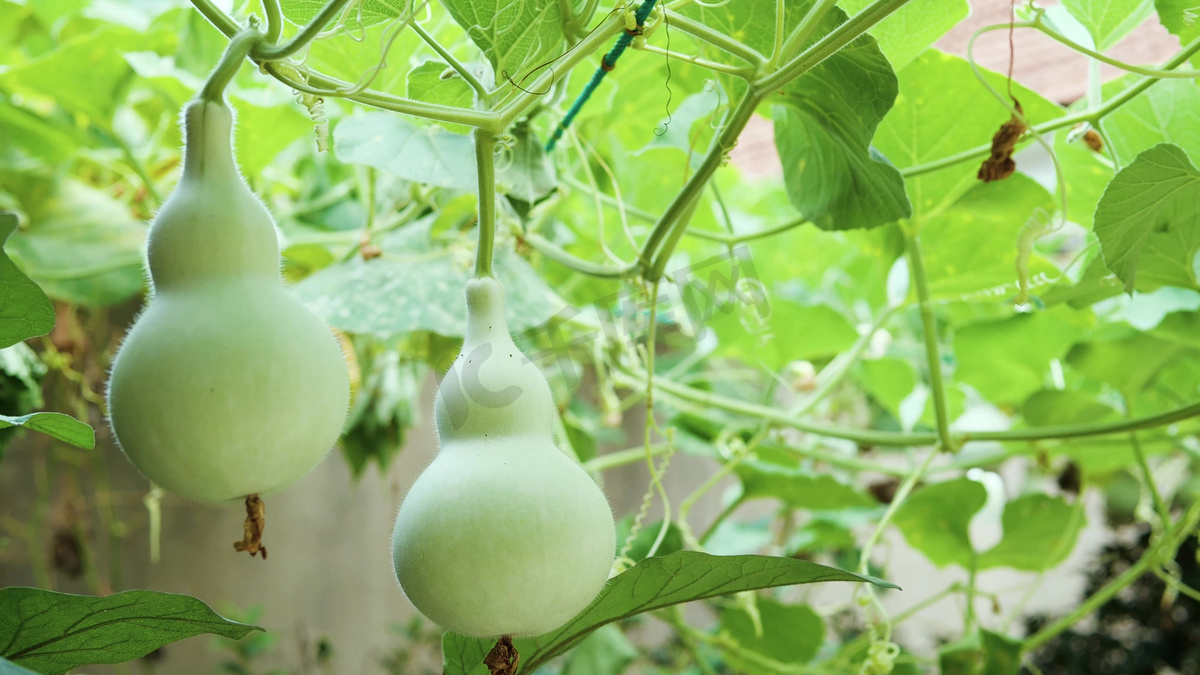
[[106, 100, 350, 503], [392, 277, 616, 638]]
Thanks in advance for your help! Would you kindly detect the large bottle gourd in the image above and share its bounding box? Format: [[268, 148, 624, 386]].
[[107, 98, 350, 503], [392, 277, 615, 637]]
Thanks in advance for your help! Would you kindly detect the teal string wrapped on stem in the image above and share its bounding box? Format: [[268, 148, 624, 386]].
[[545, 0, 661, 151]]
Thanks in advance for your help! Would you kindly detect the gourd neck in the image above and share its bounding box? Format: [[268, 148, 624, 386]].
[[464, 276, 510, 347], [180, 100, 240, 185]]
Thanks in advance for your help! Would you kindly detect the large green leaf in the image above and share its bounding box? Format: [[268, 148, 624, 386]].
[[0, 587, 261, 675], [4, 177, 145, 306], [0, 412, 94, 450], [939, 629, 1023, 675], [952, 309, 1085, 405], [977, 494, 1085, 571], [875, 51, 1063, 224], [229, 92, 315, 179], [335, 112, 554, 199], [737, 459, 876, 511], [406, 60, 475, 132], [1021, 389, 1120, 427], [560, 625, 637, 675], [708, 297, 860, 370], [335, 112, 476, 190], [919, 173, 1057, 300], [1102, 79, 1200, 166], [0, 26, 173, 126], [896, 480, 1083, 571], [294, 222, 564, 337], [441, 551, 895, 674], [0, 213, 53, 349], [857, 357, 917, 419], [1156, 0, 1200, 54], [1062, 0, 1155, 50], [773, 13, 910, 231], [894, 477, 986, 568], [0, 105, 83, 170], [440, 0, 566, 84], [0, 658, 38, 675], [279, 0, 410, 27], [719, 599, 825, 672], [1093, 143, 1200, 292], [838, 0, 970, 70], [1067, 330, 1188, 399], [1055, 130, 1116, 230]]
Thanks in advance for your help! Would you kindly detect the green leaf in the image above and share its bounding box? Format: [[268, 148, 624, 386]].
[[737, 460, 875, 511], [406, 60, 475, 131], [857, 357, 917, 418], [1067, 331, 1187, 399], [637, 91, 721, 159], [919, 173, 1057, 300], [335, 113, 551, 199], [0, 657, 38, 675], [938, 629, 1023, 675], [837, 0, 970, 70], [335, 112, 476, 190], [4, 176, 145, 306], [894, 477, 986, 568], [1041, 255, 1125, 309], [0, 412, 94, 449], [441, 635, 490, 675], [1021, 389, 1120, 427], [719, 599, 824, 671], [440, 0, 566, 83], [1156, 0, 1200, 50], [614, 518, 684, 562], [441, 551, 895, 674], [773, 21, 911, 230], [977, 494, 1085, 571], [1154, 308, 1200, 347], [279, 0, 408, 28], [0, 105, 83, 170], [1094, 143, 1200, 292], [1102, 79, 1200, 166], [874, 50, 1063, 223], [560, 625, 637, 675], [1062, 0, 1154, 50], [498, 128, 557, 204], [709, 298, 860, 370], [953, 309, 1084, 404], [0, 587, 262, 675], [1056, 130, 1116, 231], [407, 60, 475, 106], [229, 93, 314, 179], [0, 26, 173, 126], [294, 224, 564, 337], [0, 213, 53, 348]]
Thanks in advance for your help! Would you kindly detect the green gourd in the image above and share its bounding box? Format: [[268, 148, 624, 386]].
[[107, 98, 350, 503], [391, 276, 615, 637]]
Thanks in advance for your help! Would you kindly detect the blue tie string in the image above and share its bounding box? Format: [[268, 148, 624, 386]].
[[545, 0, 660, 152]]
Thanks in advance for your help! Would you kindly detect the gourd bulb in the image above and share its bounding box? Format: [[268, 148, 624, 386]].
[[391, 277, 616, 638], [106, 99, 350, 503]]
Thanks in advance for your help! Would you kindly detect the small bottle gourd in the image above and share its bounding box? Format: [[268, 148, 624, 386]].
[[106, 91, 350, 503], [392, 277, 615, 637]]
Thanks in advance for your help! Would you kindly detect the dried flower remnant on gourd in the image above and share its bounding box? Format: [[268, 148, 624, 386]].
[[484, 636, 519, 675], [233, 494, 268, 559]]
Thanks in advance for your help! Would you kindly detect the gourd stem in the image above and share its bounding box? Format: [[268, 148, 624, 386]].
[[473, 128, 497, 279], [262, 0, 283, 44], [252, 0, 354, 61], [200, 28, 263, 103]]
